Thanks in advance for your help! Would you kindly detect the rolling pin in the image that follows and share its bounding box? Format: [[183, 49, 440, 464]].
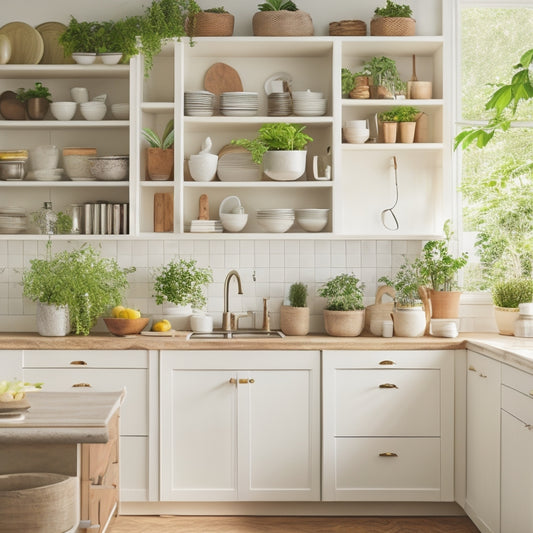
[[198, 194, 209, 220]]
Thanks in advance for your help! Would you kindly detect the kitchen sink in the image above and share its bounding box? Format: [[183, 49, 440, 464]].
[[186, 329, 285, 340]]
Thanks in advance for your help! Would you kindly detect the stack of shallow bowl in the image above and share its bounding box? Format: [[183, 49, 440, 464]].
[[219, 92, 258, 116], [184, 91, 215, 116], [80, 101, 106, 121], [217, 145, 262, 182], [267, 93, 292, 116], [0, 150, 28, 181], [0, 206, 26, 233], [295, 208, 329, 232], [256, 208, 295, 233], [292, 90, 327, 116], [111, 103, 129, 120]]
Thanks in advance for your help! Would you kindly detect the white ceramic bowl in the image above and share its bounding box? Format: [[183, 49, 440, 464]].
[[344, 127, 370, 144], [257, 217, 294, 233], [99, 53, 123, 65], [80, 102, 107, 121], [188, 153, 218, 182], [111, 103, 129, 120], [72, 53, 96, 65], [344, 120, 368, 129], [295, 209, 329, 232], [50, 102, 77, 121], [88, 156, 129, 181], [220, 213, 248, 232]]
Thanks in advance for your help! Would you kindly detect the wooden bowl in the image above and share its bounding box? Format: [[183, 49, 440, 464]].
[[103, 317, 149, 336]]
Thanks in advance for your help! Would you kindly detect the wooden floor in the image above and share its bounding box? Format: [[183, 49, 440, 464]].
[[108, 515, 480, 533]]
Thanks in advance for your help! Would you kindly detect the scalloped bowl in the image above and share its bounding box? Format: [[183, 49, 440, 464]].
[[104, 317, 149, 336]]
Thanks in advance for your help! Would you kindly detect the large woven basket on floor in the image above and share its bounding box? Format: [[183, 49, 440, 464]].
[[370, 16, 416, 36], [186, 12, 235, 36], [329, 20, 367, 36], [253, 11, 314, 36]]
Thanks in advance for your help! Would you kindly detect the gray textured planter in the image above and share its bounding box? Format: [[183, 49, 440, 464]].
[[36, 302, 70, 336]]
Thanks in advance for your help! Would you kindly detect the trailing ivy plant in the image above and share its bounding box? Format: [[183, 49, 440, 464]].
[[317, 273, 365, 311], [374, 0, 413, 18]]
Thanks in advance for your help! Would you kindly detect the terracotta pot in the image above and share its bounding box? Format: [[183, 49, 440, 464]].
[[146, 148, 174, 181], [494, 306, 520, 336], [26, 97, 49, 120], [391, 306, 426, 337], [381, 121, 398, 143], [323, 309, 365, 337], [398, 121, 416, 143], [280, 305, 309, 336], [428, 290, 462, 319]]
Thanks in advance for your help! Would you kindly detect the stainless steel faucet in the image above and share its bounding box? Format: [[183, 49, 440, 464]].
[[222, 270, 243, 331]]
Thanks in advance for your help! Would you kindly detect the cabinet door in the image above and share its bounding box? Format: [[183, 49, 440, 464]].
[[0, 351, 23, 381], [465, 350, 501, 533]]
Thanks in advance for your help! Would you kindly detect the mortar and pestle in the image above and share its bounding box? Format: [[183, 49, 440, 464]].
[[407, 55, 432, 99]]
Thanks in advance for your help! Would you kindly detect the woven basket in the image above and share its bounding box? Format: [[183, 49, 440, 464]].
[[329, 20, 366, 36], [253, 11, 314, 36], [186, 12, 234, 37], [370, 16, 416, 36]]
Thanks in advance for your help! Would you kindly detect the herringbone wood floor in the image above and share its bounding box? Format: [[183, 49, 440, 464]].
[[108, 515, 480, 532]]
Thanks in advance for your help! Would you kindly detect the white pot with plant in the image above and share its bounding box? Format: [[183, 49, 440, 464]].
[[142, 119, 174, 181], [22, 242, 134, 336], [491, 278, 533, 335], [232, 122, 313, 181], [280, 282, 309, 336], [152, 258, 213, 330], [317, 273, 365, 337]]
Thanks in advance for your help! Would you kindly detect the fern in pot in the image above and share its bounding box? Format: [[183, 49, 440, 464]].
[[280, 282, 309, 336], [492, 277, 533, 335], [317, 273, 365, 337]]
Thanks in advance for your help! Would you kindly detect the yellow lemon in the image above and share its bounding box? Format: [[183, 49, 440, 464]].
[[153, 319, 171, 332], [118, 309, 130, 319], [125, 308, 141, 319], [111, 305, 125, 318]]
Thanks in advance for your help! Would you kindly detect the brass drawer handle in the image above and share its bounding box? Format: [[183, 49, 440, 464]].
[[479, 373, 488, 378], [72, 383, 92, 388], [229, 378, 237, 384], [379, 452, 398, 457], [379, 360, 395, 366], [70, 360, 87, 366], [379, 383, 398, 389], [468, 365, 477, 372], [239, 378, 255, 384]]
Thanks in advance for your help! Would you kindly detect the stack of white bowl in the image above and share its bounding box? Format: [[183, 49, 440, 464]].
[[292, 90, 327, 116], [220, 92, 258, 116], [256, 208, 295, 233], [27, 145, 63, 182], [343, 120, 370, 144], [50, 102, 77, 121], [111, 103, 129, 120], [184, 91, 215, 116], [80, 101, 107, 121], [295, 208, 329, 232]]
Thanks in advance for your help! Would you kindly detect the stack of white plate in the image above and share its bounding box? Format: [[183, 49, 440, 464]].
[[292, 90, 327, 117], [188, 220, 223, 233], [295, 208, 329, 232], [0, 206, 26, 234], [184, 91, 215, 117], [256, 208, 295, 233], [267, 93, 292, 116], [220, 92, 259, 117], [218, 152, 262, 182]]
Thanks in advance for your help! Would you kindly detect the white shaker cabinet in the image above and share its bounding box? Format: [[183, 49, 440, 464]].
[[465, 350, 501, 533], [160, 350, 320, 501], [500, 365, 533, 533], [322, 350, 454, 501]]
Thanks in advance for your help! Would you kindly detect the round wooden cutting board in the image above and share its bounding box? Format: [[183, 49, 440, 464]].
[[204, 62, 243, 95]]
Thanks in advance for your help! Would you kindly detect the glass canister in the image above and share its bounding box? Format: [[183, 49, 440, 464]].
[[514, 303, 533, 337]]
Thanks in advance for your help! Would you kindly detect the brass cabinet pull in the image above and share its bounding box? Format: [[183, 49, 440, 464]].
[[379, 452, 398, 457], [229, 378, 237, 384], [379, 360, 395, 366], [468, 365, 477, 372], [70, 360, 88, 366], [72, 383, 92, 388], [239, 378, 255, 384], [479, 373, 488, 378], [379, 383, 398, 389]]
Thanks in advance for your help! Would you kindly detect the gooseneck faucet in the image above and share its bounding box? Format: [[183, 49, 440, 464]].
[[222, 270, 243, 331]]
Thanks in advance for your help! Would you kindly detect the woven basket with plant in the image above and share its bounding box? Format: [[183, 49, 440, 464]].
[[370, 0, 415, 36], [186, 7, 234, 36], [253, 0, 314, 36]]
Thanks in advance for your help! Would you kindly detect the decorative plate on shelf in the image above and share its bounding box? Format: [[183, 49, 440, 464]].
[[0, 21, 44, 64], [36, 21, 73, 65]]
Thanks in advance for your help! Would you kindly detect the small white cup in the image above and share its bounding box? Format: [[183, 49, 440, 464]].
[[345, 119, 368, 129], [190, 314, 213, 333], [71, 87, 89, 104], [382, 320, 393, 338]]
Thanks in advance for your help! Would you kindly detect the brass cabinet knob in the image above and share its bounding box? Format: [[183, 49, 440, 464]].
[[70, 360, 88, 366], [379, 360, 395, 366], [379, 383, 398, 389], [72, 383, 92, 388], [379, 452, 398, 457]]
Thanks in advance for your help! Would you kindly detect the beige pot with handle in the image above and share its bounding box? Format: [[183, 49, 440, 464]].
[[365, 285, 395, 335]]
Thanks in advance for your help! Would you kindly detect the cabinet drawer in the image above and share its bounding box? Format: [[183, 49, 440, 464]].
[[502, 384, 533, 426], [502, 364, 533, 399], [23, 350, 148, 369], [323, 350, 450, 369], [23, 368, 147, 436], [334, 437, 440, 492], [334, 369, 440, 436]]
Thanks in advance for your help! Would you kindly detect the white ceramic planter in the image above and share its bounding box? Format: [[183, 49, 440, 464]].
[[494, 306, 520, 336], [36, 302, 70, 337], [154, 303, 193, 330], [391, 306, 426, 337], [263, 150, 307, 181]]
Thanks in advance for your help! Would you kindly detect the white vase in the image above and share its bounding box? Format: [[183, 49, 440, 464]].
[[263, 150, 307, 181], [36, 302, 70, 337], [391, 306, 426, 337]]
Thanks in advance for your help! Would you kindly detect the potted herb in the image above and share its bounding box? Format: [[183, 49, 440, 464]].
[[232, 122, 313, 181], [21, 243, 134, 336], [186, 6, 235, 36], [363, 56, 402, 99], [341, 67, 370, 99], [252, 0, 314, 37], [152, 258, 213, 330], [317, 273, 365, 337], [378, 105, 419, 143], [492, 277, 533, 335], [16, 82, 52, 120], [420, 220, 469, 319], [280, 282, 309, 336], [371, 0, 415, 36], [58, 17, 99, 63], [93, 19, 136, 64], [142, 119, 175, 181]]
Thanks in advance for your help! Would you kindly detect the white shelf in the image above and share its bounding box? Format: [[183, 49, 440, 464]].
[[340, 36, 444, 56], [342, 99, 443, 107], [342, 143, 443, 151], [184, 116, 333, 132], [0, 181, 130, 187], [141, 103, 175, 113], [183, 181, 334, 188], [0, 64, 130, 79], [0, 120, 129, 129]]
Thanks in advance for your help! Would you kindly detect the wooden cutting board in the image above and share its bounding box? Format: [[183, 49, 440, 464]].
[[204, 62, 243, 95], [154, 192, 173, 232]]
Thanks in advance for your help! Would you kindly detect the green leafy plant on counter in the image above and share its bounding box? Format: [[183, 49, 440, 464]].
[[16, 82, 52, 103], [379, 105, 419, 122], [153, 258, 213, 310], [288, 282, 308, 307], [232, 123, 313, 164], [21, 243, 135, 336], [317, 273, 365, 311], [492, 277, 533, 308], [374, 0, 413, 18], [141, 119, 175, 149], [257, 0, 298, 11], [379, 256, 424, 307]]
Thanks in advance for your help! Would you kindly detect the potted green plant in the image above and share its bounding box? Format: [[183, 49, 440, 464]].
[[280, 282, 309, 336], [21, 243, 134, 336], [152, 258, 213, 329], [58, 17, 99, 63], [186, 6, 235, 36], [92, 19, 137, 64], [492, 277, 533, 335], [232, 122, 313, 181], [378, 105, 419, 143], [317, 273, 365, 337], [341, 67, 370, 99], [420, 220, 469, 319], [371, 0, 415, 36], [142, 119, 175, 181], [16, 82, 52, 120], [252, 0, 314, 36], [363, 56, 403, 99]]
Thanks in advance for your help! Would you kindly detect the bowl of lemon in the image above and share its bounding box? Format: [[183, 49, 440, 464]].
[[104, 306, 149, 336]]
